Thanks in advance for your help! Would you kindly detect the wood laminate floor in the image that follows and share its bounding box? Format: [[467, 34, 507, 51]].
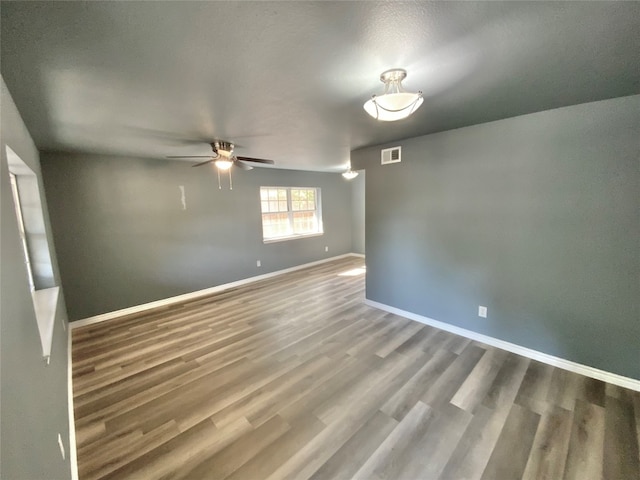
[[72, 256, 640, 480]]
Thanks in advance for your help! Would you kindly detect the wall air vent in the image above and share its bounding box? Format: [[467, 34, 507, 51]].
[[381, 146, 401, 165]]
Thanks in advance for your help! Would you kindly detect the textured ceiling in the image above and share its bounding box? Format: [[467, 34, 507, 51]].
[[1, 1, 639, 171]]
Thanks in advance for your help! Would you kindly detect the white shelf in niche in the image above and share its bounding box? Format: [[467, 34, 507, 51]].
[[32, 286, 60, 363]]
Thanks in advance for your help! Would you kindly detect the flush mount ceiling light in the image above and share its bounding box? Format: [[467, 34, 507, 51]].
[[342, 169, 358, 180], [342, 160, 359, 180], [363, 68, 423, 122]]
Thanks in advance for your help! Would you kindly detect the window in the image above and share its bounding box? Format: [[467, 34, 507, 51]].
[[9, 172, 35, 291], [260, 187, 323, 242], [6, 145, 60, 362]]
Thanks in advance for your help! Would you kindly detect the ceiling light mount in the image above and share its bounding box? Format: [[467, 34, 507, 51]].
[[364, 68, 423, 122], [213, 141, 234, 158], [379, 68, 407, 84]]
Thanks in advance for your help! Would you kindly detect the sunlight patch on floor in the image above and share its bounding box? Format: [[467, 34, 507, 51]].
[[338, 266, 366, 277]]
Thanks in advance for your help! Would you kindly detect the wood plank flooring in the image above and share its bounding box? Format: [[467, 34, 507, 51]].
[[72, 256, 640, 480]]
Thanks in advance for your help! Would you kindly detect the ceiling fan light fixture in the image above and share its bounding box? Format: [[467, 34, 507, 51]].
[[213, 141, 234, 158], [214, 159, 233, 170], [363, 68, 423, 122], [342, 169, 359, 180]]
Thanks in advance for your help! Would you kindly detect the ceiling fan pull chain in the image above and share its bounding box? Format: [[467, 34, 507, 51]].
[[217, 169, 222, 189], [229, 169, 233, 190]]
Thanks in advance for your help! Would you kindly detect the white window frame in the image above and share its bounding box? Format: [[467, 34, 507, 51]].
[[260, 186, 323, 243], [6, 145, 60, 363], [9, 171, 36, 291]]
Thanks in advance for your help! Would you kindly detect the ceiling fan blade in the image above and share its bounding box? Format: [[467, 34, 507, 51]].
[[191, 159, 216, 167], [235, 160, 254, 171], [166, 155, 213, 158], [236, 156, 275, 165]]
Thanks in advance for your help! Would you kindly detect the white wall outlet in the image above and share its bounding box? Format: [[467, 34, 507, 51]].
[[57, 433, 65, 460], [325, 246, 329, 252], [256, 260, 261, 267], [478, 306, 488, 318]]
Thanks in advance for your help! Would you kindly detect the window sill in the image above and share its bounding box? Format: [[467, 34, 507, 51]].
[[263, 232, 324, 244], [32, 286, 60, 363]]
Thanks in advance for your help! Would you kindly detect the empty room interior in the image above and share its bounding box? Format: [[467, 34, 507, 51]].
[[1, 2, 639, 480]]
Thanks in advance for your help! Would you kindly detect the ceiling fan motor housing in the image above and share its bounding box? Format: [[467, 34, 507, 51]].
[[213, 141, 234, 157]]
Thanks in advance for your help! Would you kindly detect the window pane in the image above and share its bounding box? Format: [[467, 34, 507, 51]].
[[262, 212, 291, 238], [278, 189, 287, 200], [261, 201, 269, 213], [9, 172, 35, 290], [268, 189, 278, 200], [293, 211, 317, 234], [260, 189, 268, 201], [279, 201, 287, 211]]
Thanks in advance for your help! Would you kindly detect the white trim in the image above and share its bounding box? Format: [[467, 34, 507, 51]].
[[263, 232, 324, 244], [71, 253, 362, 329], [350, 253, 365, 258], [365, 299, 640, 392], [32, 286, 60, 360], [67, 327, 79, 480]]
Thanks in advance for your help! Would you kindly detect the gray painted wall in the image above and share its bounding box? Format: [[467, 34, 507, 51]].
[[1, 78, 71, 479], [352, 95, 640, 380], [351, 171, 365, 255], [41, 154, 354, 320]]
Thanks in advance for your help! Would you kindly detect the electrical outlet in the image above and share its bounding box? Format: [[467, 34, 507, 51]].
[[325, 246, 329, 252], [57, 433, 65, 460], [478, 306, 488, 318], [256, 260, 261, 267]]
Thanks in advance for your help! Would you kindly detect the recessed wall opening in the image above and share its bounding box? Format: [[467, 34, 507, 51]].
[[6, 145, 55, 289], [6, 145, 60, 362], [9, 171, 36, 290]]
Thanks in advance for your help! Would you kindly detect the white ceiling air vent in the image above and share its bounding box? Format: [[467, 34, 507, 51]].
[[381, 146, 401, 165]]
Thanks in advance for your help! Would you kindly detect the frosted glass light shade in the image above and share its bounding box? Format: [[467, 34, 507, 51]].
[[215, 159, 233, 170], [342, 170, 359, 180], [364, 92, 423, 121]]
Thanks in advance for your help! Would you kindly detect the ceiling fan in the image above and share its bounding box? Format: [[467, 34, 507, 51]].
[[166, 141, 275, 171], [167, 140, 275, 190]]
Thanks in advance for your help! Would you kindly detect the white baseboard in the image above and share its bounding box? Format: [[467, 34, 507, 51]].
[[71, 253, 364, 329], [365, 299, 640, 392], [67, 328, 79, 480]]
